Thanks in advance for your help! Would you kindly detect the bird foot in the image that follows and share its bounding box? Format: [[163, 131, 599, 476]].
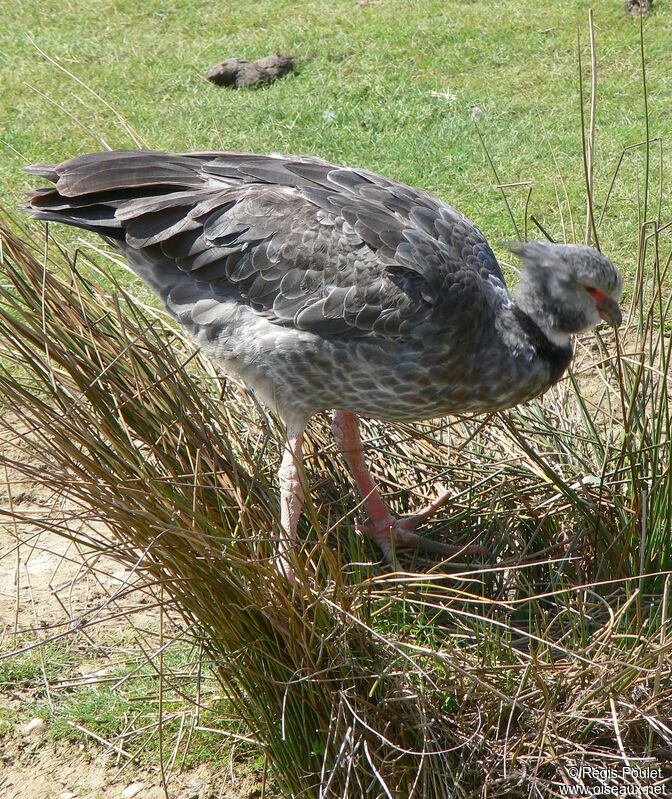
[[367, 514, 489, 570]]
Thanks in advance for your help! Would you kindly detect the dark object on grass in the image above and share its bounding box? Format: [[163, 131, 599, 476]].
[[623, 0, 652, 15], [24, 149, 623, 580], [206, 54, 295, 88]]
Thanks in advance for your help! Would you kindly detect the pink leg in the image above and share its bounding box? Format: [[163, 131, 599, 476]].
[[276, 425, 305, 581], [332, 410, 487, 567]]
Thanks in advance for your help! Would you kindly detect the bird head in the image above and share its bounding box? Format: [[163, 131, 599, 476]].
[[509, 242, 623, 346]]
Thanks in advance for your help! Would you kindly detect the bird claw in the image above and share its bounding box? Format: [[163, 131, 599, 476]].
[[367, 516, 490, 570]]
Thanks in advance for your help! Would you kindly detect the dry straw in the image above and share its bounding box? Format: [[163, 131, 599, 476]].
[[1, 208, 671, 797]]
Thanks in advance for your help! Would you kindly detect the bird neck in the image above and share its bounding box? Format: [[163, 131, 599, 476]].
[[513, 267, 574, 349], [510, 305, 573, 385]]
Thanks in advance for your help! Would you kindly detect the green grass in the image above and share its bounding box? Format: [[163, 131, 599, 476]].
[[1, 0, 670, 274], [0, 640, 77, 689], [1, 634, 260, 771]]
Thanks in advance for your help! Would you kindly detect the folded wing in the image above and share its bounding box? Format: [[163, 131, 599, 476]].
[[26, 150, 509, 341]]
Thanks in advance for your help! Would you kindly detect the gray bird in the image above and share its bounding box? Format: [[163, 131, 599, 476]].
[[24, 150, 623, 578]]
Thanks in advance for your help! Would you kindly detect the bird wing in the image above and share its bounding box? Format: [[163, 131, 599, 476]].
[[26, 150, 510, 340]]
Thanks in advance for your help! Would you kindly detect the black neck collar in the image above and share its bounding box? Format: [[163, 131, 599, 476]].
[[511, 306, 573, 385]]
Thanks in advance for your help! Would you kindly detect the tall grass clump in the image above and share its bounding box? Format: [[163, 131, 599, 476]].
[[0, 218, 495, 797], [1, 22, 672, 799]]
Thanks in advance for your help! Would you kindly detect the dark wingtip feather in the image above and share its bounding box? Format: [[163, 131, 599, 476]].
[[23, 163, 59, 182], [23, 187, 57, 205]]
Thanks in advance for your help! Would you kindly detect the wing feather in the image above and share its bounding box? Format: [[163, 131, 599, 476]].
[[25, 149, 510, 340]]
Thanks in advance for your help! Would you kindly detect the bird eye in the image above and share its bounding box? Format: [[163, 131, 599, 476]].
[[587, 287, 607, 302]]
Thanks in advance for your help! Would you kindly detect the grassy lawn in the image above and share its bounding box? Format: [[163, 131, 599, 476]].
[[1, 0, 670, 275], [2, 2, 672, 797], [0, 635, 253, 767]]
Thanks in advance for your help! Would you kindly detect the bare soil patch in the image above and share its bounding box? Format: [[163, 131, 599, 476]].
[[0, 422, 267, 799]]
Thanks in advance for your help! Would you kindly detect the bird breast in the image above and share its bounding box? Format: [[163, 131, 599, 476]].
[[192, 300, 564, 425]]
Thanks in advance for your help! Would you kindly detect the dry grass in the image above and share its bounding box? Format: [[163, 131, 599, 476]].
[[0, 210, 671, 797]]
